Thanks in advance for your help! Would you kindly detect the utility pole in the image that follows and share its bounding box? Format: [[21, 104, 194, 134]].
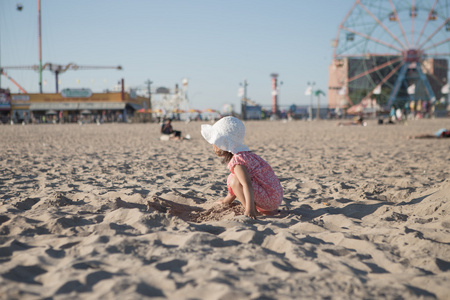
[[145, 79, 153, 111], [145, 79, 153, 122]]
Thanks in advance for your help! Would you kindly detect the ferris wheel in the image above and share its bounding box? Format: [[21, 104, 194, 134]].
[[332, 0, 450, 109]]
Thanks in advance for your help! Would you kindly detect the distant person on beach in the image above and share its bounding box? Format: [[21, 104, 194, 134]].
[[337, 115, 367, 126], [408, 128, 450, 139], [161, 118, 182, 140], [201, 116, 283, 219]]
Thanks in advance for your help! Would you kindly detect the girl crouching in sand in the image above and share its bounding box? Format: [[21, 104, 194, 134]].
[[201, 116, 283, 219]]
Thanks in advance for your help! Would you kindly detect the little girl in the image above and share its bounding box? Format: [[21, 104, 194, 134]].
[[201, 116, 283, 219]]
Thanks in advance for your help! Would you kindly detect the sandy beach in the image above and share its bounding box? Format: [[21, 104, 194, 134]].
[[0, 118, 449, 299]]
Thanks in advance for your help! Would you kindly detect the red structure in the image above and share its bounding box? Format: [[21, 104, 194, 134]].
[[270, 73, 278, 115]]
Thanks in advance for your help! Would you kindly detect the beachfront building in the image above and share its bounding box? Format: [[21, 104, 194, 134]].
[[8, 81, 149, 124]]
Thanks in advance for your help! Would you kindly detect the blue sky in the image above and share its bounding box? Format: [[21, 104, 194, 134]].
[[0, 1, 352, 111]]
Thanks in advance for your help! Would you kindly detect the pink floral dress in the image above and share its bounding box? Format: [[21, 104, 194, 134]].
[[227, 151, 283, 211]]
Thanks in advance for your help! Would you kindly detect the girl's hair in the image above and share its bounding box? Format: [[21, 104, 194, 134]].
[[216, 149, 234, 165]]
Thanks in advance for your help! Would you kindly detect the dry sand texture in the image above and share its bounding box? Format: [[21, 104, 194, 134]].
[[0, 118, 449, 299]]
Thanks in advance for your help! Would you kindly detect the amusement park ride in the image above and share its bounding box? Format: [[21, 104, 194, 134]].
[[0, 2, 122, 95], [330, 0, 450, 110], [151, 78, 190, 115], [1, 63, 122, 93]]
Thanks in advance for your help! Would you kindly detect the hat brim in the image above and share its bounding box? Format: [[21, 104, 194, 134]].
[[201, 124, 214, 145], [201, 118, 250, 154]]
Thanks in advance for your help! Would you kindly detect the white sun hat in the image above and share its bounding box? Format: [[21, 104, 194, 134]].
[[201, 116, 249, 154]]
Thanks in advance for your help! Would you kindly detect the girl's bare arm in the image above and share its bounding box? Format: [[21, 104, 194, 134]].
[[234, 165, 257, 218]]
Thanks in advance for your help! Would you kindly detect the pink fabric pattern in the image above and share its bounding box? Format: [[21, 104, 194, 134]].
[[227, 151, 283, 211]]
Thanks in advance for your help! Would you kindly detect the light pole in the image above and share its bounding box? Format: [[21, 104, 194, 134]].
[[240, 80, 248, 120], [48, 64, 64, 93], [38, 0, 43, 93]]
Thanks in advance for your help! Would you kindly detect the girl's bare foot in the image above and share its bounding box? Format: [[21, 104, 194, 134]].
[[257, 209, 279, 216]]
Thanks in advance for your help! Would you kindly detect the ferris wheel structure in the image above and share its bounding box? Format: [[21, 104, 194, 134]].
[[331, 0, 450, 110]]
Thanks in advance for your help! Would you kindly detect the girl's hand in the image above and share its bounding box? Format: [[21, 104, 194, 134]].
[[215, 199, 227, 205], [245, 208, 257, 219], [215, 194, 236, 206]]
